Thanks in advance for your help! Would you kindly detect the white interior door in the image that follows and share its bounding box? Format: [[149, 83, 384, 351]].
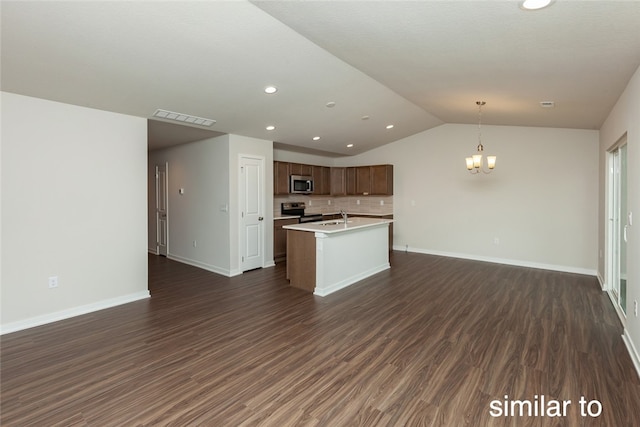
[[156, 163, 168, 257], [240, 156, 264, 271]]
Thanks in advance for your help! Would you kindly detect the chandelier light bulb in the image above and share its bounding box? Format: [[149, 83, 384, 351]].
[[465, 157, 474, 170], [487, 156, 497, 170]]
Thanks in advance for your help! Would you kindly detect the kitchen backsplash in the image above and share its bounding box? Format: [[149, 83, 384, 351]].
[[274, 195, 393, 217]]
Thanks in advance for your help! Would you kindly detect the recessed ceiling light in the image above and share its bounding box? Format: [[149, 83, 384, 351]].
[[520, 0, 553, 10], [326, 101, 336, 108], [266, 125, 276, 131], [347, 144, 354, 148], [264, 86, 278, 94], [153, 109, 216, 127], [361, 115, 370, 120], [386, 124, 394, 129], [312, 136, 321, 141]]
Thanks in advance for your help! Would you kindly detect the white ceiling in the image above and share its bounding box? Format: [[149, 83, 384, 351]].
[[2, 1, 639, 156]]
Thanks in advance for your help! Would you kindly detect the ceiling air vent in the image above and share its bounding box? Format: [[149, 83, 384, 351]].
[[153, 109, 216, 127], [540, 101, 555, 108]]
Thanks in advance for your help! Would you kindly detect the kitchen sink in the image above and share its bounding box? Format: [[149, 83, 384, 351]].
[[318, 220, 353, 226]]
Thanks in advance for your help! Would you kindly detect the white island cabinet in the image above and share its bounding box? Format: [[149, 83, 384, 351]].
[[283, 217, 393, 296]]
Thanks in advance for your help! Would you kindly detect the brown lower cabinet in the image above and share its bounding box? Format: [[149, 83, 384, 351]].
[[274, 218, 299, 263], [286, 230, 316, 292]]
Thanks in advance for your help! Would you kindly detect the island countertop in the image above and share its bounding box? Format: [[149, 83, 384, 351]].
[[283, 217, 393, 234]]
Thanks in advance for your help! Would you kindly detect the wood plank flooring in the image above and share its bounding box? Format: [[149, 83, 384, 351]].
[[2, 252, 639, 426]]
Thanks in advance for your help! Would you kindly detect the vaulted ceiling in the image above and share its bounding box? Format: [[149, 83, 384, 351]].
[[2, 1, 639, 155]]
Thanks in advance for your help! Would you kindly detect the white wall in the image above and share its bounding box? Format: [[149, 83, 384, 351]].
[[599, 64, 640, 371], [148, 133, 274, 277], [1, 92, 149, 333], [334, 123, 599, 274], [148, 135, 231, 275], [273, 148, 335, 167]]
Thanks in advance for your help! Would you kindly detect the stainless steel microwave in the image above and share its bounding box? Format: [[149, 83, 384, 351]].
[[290, 175, 314, 194]]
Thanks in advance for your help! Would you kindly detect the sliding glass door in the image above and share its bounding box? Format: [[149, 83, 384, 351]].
[[609, 141, 628, 315]]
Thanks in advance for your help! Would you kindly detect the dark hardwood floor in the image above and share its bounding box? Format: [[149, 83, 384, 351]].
[[2, 252, 639, 426]]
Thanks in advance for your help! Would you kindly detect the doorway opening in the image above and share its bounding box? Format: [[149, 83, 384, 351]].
[[155, 162, 169, 257]]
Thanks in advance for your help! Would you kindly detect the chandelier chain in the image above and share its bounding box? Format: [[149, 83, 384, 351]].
[[477, 101, 485, 151]]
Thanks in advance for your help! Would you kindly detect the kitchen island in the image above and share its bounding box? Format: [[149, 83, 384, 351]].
[[283, 217, 393, 296]]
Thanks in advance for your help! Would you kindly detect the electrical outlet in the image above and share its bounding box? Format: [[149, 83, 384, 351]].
[[493, 237, 500, 245], [357, 200, 361, 205], [193, 240, 197, 247], [634, 300, 638, 317], [48, 276, 58, 288], [380, 200, 384, 206], [328, 200, 331, 205]]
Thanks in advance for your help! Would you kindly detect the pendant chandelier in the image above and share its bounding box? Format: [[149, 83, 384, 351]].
[[465, 101, 496, 174]]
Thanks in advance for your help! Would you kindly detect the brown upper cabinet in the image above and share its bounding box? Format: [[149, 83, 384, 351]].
[[311, 166, 331, 196], [274, 162, 392, 196], [289, 163, 312, 176], [355, 166, 372, 195], [370, 164, 394, 195], [330, 167, 347, 196], [274, 161, 290, 195], [353, 165, 393, 195], [346, 167, 357, 195]]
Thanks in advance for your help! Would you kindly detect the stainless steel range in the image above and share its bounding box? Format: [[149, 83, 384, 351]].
[[281, 202, 323, 223]]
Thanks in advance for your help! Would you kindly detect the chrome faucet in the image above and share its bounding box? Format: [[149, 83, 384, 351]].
[[340, 209, 348, 222]]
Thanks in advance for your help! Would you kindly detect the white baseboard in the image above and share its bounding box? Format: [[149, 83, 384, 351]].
[[605, 289, 628, 326], [622, 329, 640, 380], [148, 247, 158, 255], [314, 263, 390, 297], [394, 246, 597, 276], [168, 254, 234, 277], [167, 254, 273, 277], [229, 268, 243, 277], [0, 291, 151, 335], [263, 260, 276, 268]]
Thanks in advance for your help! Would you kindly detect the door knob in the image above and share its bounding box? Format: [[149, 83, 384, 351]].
[[258, 217, 264, 221]]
